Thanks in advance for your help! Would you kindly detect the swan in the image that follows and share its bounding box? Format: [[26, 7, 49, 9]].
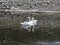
[[20, 17, 37, 32]]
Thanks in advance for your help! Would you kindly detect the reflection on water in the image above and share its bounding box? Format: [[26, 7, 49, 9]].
[[0, 27, 60, 45], [31, 41, 60, 45], [0, 40, 60, 45]]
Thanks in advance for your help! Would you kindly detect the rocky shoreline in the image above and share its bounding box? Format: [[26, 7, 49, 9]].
[[0, 0, 60, 11]]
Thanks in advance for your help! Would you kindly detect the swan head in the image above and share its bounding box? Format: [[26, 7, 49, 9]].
[[27, 17, 31, 21], [27, 17, 30, 19], [32, 17, 34, 20]]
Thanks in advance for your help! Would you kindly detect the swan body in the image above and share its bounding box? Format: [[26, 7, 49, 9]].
[[21, 20, 37, 26]]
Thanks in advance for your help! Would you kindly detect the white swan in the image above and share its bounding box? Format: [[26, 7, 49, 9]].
[[20, 17, 37, 32]]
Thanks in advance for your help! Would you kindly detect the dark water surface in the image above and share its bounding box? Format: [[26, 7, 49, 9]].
[[0, 27, 60, 45], [0, 12, 60, 45]]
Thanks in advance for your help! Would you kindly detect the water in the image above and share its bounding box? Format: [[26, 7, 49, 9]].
[[0, 11, 60, 45], [0, 40, 60, 45], [0, 27, 60, 45]]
